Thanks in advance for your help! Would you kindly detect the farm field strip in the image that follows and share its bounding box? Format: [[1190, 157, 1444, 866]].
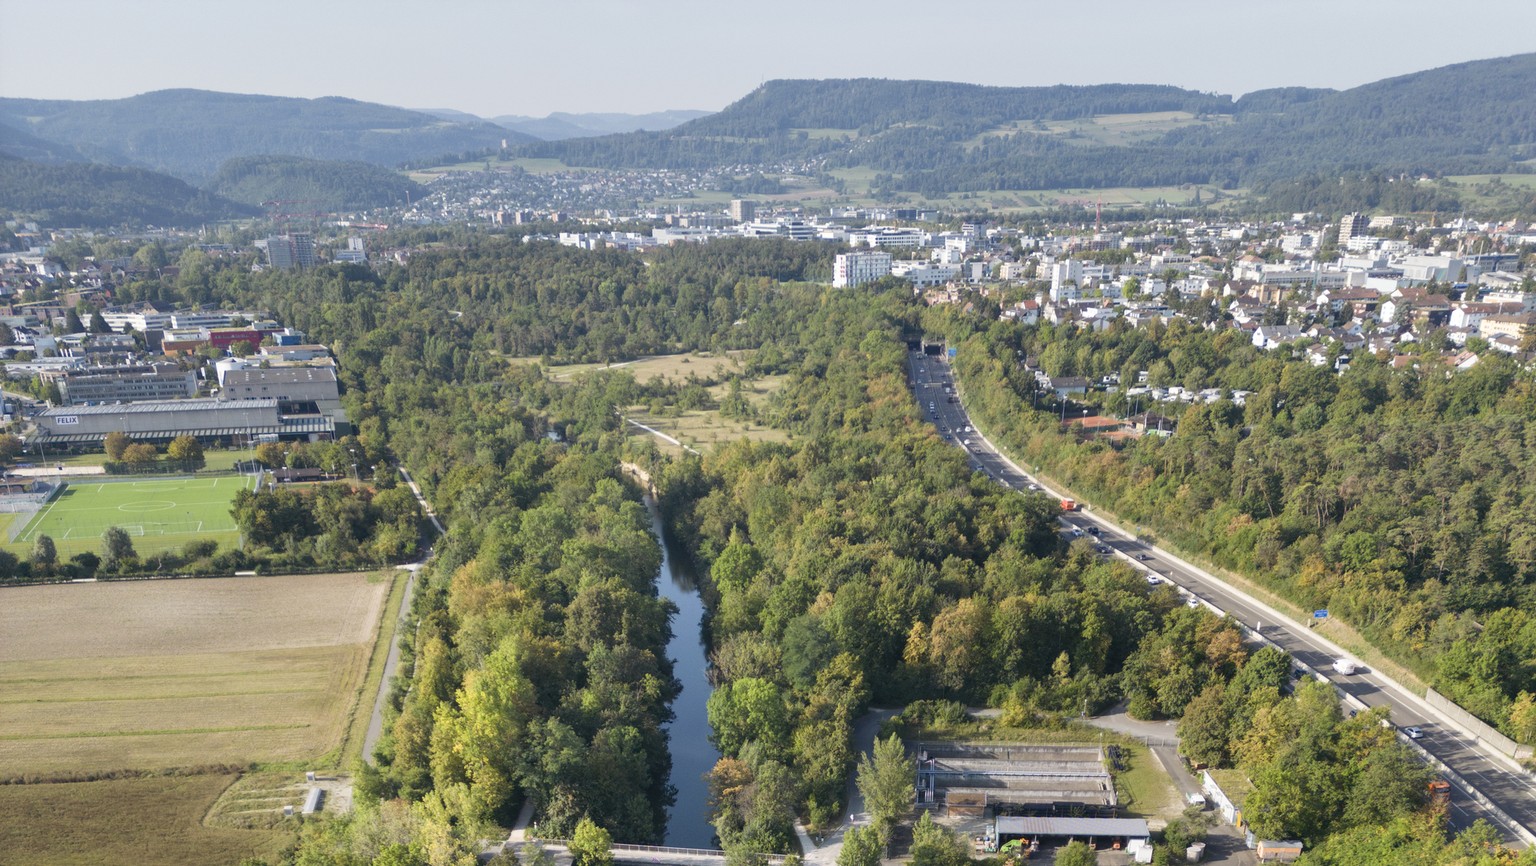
[[0, 644, 367, 776], [0, 773, 291, 866], [0, 573, 390, 778], [0, 575, 388, 661]]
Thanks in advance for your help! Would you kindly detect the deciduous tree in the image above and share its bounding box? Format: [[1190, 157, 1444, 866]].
[[166, 434, 205, 468], [568, 817, 613, 866], [104, 431, 131, 461], [102, 525, 136, 568], [856, 734, 913, 843]]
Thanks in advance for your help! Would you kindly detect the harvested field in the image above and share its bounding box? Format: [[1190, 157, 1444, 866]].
[[0, 773, 290, 866], [0, 573, 386, 661], [0, 573, 390, 777]]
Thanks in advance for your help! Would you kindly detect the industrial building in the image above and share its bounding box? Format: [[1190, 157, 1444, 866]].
[[32, 398, 335, 450], [219, 366, 339, 404], [916, 742, 1118, 813], [57, 364, 197, 406]]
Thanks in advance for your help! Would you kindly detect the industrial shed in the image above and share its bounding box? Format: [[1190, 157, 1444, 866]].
[[31, 398, 335, 450]]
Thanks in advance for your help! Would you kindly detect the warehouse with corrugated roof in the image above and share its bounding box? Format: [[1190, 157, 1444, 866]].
[[31, 398, 335, 449]]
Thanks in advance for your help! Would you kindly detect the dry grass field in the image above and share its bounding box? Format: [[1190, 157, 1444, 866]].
[[0, 572, 396, 865], [0, 773, 291, 866], [0, 573, 390, 777], [625, 371, 790, 455], [515, 350, 750, 382]]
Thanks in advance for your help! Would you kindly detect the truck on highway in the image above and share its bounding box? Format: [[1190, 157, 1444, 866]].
[[1061, 498, 1077, 511], [1427, 779, 1451, 810]]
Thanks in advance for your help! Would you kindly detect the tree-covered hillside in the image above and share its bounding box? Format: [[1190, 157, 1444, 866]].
[[0, 90, 536, 181], [204, 155, 425, 211], [0, 154, 257, 226], [520, 54, 1536, 194]]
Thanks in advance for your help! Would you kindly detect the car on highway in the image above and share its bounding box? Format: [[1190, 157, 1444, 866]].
[[1145, 575, 1162, 585], [1070, 528, 1085, 538], [1094, 545, 1111, 555], [1026, 483, 1039, 491], [1185, 596, 1201, 608], [1404, 726, 1424, 739], [1135, 553, 1151, 561], [1087, 526, 1100, 536]]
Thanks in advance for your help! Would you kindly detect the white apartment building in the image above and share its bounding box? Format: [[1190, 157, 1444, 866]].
[[848, 227, 928, 249], [892, 261, 959, 288], [101, 310, 175, 333], [833, 251, 893, 288]]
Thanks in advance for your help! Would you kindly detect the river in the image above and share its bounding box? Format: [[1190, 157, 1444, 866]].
[[647, 498, 721, 849]]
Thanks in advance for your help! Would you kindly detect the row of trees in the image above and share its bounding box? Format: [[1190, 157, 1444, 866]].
[[230, 477, 423, 567], [103, 431, 204, 471]]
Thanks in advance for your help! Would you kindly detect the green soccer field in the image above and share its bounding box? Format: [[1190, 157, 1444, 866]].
[[9, 475, 256, 558]]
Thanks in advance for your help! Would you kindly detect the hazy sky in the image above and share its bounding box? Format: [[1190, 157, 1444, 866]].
[[2, 0, 1533, 118]]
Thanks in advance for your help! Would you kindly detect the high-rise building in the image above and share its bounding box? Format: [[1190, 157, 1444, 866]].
[[833, 251, 893, 288], [729, 199, 756, 224], [265, 233, 315, 270], [1338, 213, 1369, 247]]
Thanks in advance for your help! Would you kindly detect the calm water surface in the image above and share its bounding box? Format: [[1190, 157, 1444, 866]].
[[648, 499, 721, 849]]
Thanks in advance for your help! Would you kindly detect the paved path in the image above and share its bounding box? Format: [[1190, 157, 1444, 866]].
[[1078, 705, 1259, 865], [794, 708, 897, 864], [362, 466, 444, 764], [625, 418, 701, 455], [362, 564, 418, 763]]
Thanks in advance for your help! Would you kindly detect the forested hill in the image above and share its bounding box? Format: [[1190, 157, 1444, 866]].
[[521, 53, 1536, 191], [0, 89, 535, 181], [204, 155, 425, 211], [0, 154, 257, 227]]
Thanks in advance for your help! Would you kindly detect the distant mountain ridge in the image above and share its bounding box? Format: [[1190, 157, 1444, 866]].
[[414, 107, 712, 140], [0, 89, 537, 181], [518, 54, 1536, 193]]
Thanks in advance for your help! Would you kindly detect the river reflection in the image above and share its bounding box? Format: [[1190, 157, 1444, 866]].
[[647, 498, 721, 849]]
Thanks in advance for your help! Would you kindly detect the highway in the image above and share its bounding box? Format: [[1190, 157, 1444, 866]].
[[909, 350, 1536, 847]]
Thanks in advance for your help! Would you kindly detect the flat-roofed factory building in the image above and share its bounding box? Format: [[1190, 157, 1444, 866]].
[[32, 398, 335, 450]]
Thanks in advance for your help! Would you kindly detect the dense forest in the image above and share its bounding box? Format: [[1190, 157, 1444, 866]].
[[940, 313, 1536, 746], [0, 154, 256, 227], [128, 234, 1526, 863], [0, 90, 529, 181], [203, 155, 425, 211]]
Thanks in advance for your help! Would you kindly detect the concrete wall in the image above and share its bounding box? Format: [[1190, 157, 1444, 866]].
[[1425, 688, 1534, 761]]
